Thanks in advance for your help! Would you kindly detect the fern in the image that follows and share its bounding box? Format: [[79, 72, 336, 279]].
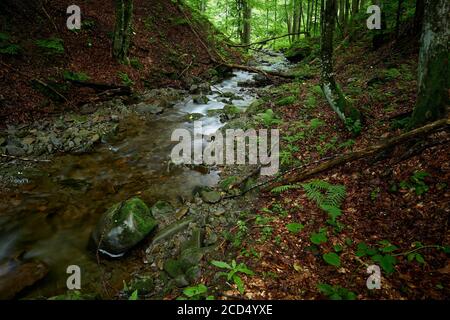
[[302, 180, 346, 207], [271, 184, 301, 194], [302, 180, 346, 223]]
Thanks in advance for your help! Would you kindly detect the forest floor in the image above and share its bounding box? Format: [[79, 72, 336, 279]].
[[0, 1, 448, 301], [197, 35, 450, 300]]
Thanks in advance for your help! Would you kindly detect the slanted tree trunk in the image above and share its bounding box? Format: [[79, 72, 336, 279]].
[[409, 0, 449, 128], [320, 0, 361, 129], [112, 0, 133, 63]]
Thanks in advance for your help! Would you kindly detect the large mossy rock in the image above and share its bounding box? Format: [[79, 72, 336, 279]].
[[285, 40, 313, 63], [91, 197, 158, 257]]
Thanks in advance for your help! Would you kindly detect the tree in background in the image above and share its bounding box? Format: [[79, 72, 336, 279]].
[[112, 0, 133, 63], [320, 0, 361, 130], [241, 0, 252, 45], [409, 0, 449, 128]]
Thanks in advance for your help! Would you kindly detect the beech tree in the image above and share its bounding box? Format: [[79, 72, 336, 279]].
[[320, 0, 361, 130], [409, 0, 449, 128], [112, 0, 133, 63]]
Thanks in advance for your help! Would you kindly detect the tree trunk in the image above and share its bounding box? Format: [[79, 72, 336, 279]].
[[320, 0, 361, 128], [409, 0, 449, 128], [241, 0, 252, 45], [413, 0, 425, 34], [112, 0, 133, 63], [395, 0, 404, 39]]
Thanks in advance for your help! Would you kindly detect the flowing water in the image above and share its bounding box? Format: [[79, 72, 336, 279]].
[[0, 52, 290, 298]]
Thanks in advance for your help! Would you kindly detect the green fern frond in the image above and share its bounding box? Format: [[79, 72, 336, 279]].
[[271, 184, 301, 194], [302, 180, 346, 208], [324, 185, 346, 207]]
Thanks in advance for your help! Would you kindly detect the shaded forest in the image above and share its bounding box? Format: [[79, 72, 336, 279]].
[[0, 0, 448, 301]]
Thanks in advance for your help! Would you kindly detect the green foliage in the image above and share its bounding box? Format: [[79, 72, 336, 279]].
[[179, 284, 214, 300], [399, 171, 429, 195], [0, 32, 22, 55], [355, 241, 398, 274], [271, 184, 301, 194], [317, 284, 356, 300], [345, 118, 362, 135], [310, 228, 328, 245], [118, 71, 134, 86], [63, 71, 90, 82], [129, 290, 139, 300], [383, 68, 401, 80], [211, 260, 254, 295], [256, 109, 282, 127], [0, 44, 21, 55], [220, 176, 238, 190], [305, 94, 317, 109], [286, 222, 304, 234], [276, 96, 296, 106], [323, 252, 341, 267], [309, 118, 325, 130], [302, 180, 346, 208], [35, 37, 65, 54], [130, 57, 143, 70]]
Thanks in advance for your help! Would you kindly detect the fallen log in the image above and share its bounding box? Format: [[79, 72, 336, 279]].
[[268, 117, 450, 189], [68, 80, 132, 95], [226, 32, 310, 48]]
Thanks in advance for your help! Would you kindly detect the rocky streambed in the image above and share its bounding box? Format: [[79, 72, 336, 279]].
[[0, 52, 291, 299]]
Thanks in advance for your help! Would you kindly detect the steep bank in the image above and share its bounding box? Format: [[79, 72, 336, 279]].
[[0, 0, 239, 125]]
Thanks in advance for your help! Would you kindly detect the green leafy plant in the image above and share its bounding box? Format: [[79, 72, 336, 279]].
[[178, 284, 214, 300], [286, 222, 304, 234], [276, 95, 296, 106], [310, 228, 328, 245], [130, 57, 143, 70], [256, 109, 282, 127], [118, 71, 134, 86], [35, 37, 64, 54], [309, 118, 325, 130], [63, 71, 90, 82], [271, 184, 301, 194], [302, 180, 346, 208], [355, 241, 398, 274], [399, 171, 429, 195], [323, 252, 341, 267], [211, 260, 254, 295], [317, 283, 356, 300], [0, 32, 22, 55], [129, 290, 139, 300]]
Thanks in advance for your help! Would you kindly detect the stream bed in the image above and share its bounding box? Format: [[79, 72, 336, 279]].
[[0, 52, 290, 299]]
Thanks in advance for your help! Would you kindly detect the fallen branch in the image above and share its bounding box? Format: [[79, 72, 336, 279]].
[[223, 62, 297, 79], [268, 117, 450, 189], [0, 62, 70, 103], [226, 32, 310, 48], [68, 80, 131, 94]]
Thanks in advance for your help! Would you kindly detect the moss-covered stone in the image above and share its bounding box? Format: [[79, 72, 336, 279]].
[[285, 40, 313, 63], [91, 197, 157, 257]]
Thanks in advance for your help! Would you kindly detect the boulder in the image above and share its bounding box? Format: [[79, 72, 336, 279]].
[[151, 200, 175, 220], [285, 41, 312, 63], [0, 260, 49, 300], [200, 190, 221, 204], [91, 197, 158, 257], [193, 95, 209, 105]]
